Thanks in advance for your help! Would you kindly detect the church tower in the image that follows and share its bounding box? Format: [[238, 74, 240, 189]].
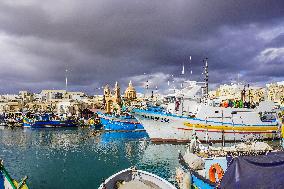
[[113, 81, 122, 105], [103, 84, 111, 111]]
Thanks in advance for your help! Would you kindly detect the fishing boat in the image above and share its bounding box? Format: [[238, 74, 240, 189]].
[[176, 142, 282, 189], [23, 113, 77, 128], [88, 117, 102, 129], [78, 109, 102, 129], [2, 112, 23, 127], [0, 114, 6, 127], [99, 167, 176, 189], [134, 60, 281, 143], [98, 112, 144, 131], [0, 160, 29, 189], [135, 99, 280, 143], [100, 131, 149, 143]]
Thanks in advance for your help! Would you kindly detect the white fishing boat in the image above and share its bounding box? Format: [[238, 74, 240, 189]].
[[98, 167, 176, 189], [134, 59, 281, 143], [135, 101, 280, 143]]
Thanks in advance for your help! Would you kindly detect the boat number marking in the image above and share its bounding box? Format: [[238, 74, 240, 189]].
[[142, 114, 169, 123]]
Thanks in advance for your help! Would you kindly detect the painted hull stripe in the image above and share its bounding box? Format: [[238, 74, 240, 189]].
[[177, 127, 277, 134], [183, 123, 278, 131]]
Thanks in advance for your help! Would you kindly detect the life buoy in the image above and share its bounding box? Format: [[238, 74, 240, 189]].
[[209, 163, 224, 183]]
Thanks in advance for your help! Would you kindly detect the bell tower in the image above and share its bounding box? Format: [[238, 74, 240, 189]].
[[114, 81, 122, 105]]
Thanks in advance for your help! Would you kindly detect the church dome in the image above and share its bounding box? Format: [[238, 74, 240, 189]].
[[124, 81, 137, 99], [125, 81, 136, 92]]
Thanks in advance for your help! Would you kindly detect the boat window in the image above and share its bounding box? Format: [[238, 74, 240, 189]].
[[261, 114, 276, 122]]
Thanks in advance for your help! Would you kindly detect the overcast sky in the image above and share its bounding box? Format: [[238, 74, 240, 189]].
[[0, 0, 283, 94]]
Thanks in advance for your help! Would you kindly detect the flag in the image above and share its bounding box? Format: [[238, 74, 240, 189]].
[[181, 64, 185, 75]]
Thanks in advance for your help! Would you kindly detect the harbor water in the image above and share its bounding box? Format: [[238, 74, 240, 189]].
[[0, 127, 187, 189]]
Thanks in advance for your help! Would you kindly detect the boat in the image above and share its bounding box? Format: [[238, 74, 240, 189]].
[[23, 113, 77, 128], [88, 117, 102, 129], [2, 112, 23, 127], [176, 141, 282, 189], [100, 131, 149, 143], [0, 114, 6, 127], [134, 60, 281, 143], [0, 160, 29, 189], [78, 109, 102, 129], [98, 112, 144, 131], [98, 167, 176, 189], [135, 95, 280, 143]]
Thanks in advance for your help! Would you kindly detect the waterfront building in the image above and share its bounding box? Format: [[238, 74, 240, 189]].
[[41, 90, 66, 101], [214, 84, 265, 104], [0, 101, 22, 112], [19, 91, 34, 103], [40, 90, 87, 102], [0, 94, 20, 101], [216, 84, 243, 100], [65, 91, 86, 100], [266, 81, 284, 105], [5, 101, 22, 112]]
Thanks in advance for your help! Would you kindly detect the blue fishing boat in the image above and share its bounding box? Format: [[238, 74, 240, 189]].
[[176, 142, 281, 189], [88, 118, 102, 129], [0, 160, 29, 189], [23, 113, 77, 128], [100, 131, 149, 143], [98, 112, 144, 131]]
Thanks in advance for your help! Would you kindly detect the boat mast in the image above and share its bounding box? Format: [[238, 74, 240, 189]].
[[203, 58, 209, 103]]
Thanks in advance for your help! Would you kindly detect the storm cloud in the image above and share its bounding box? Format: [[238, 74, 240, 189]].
[[0, 0, 283, 94]]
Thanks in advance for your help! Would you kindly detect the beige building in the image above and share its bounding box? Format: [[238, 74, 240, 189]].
[[216, 84, 243, 100], [267, 82, 284, 105], [19, 91, 33, 103], [214, 84, 265, 103], [41, 90, 66, 101]]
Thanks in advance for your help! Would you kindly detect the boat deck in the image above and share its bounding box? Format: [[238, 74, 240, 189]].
[[118, 179, 161, 189]]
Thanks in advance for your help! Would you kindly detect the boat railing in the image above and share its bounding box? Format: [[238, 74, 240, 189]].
[[17, 176, 29, 189], [0, 160, 29, 189]]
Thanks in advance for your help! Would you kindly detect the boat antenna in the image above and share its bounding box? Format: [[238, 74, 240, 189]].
[[189, 56, 192, 75], [181, 62, 185, 75], [65, 67, 68, 92]]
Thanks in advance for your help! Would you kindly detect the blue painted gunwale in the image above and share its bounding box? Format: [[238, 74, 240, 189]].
[[98, 112, 144, 131], [133, 109, 279, 127], [178, 153, 216, 189]]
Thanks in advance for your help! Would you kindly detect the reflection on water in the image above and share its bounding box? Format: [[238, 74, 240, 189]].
[[0, 128, 186, 189]]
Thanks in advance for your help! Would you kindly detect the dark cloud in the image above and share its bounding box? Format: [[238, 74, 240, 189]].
[[0, 0, 283, 94]]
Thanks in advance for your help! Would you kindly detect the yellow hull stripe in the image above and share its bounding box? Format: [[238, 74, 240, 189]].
[[184, 122, 278, 131]]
